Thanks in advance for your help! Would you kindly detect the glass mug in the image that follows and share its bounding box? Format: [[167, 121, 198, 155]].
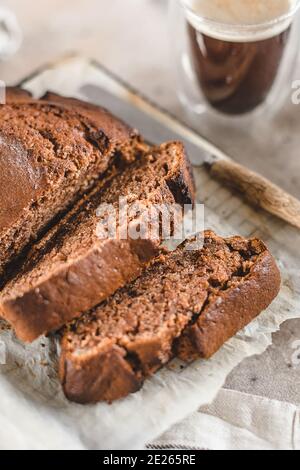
[[169, 0, 300, 118]]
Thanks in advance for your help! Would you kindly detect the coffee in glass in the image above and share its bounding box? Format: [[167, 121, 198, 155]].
[[171, 0, 300, 116]]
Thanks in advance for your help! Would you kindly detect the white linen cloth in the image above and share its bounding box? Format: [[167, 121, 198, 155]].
[[0, 6, 21, 59], [150, 389, 300, 451]]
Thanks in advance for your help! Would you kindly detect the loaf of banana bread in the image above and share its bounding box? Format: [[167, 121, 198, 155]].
[[0, 88, 281, 408], [0, 141, 195, 341], [0, 89, 142, 279]]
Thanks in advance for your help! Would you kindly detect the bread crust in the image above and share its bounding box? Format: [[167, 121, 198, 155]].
[[5, 87, 33, 103], [41, 91, 138, 146], [176, 249, 281, 360], [60, 344, 141, 404], [165, 141, 196, 206]]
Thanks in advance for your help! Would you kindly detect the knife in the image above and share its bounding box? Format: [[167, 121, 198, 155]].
[[80, 82, 300, 230]]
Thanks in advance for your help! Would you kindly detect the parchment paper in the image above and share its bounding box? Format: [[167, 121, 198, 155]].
[[0, 57, 299, 450]]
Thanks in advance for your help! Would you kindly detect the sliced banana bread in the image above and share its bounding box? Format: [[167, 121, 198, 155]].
[[59, 231, 280, 404], [0, 88, 142, 279], [0, 141, 195, 342]]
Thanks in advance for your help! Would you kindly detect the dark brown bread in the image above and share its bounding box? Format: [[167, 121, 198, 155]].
[[6, 87, 33, 103], [0, 88, 141, 280], [41, 92, 142, 161], [59, 231, 280, 404], [175, 237, 281, 360], [0, 142, 195, 342]]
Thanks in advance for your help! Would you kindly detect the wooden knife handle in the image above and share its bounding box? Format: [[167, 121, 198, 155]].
[[209, 159, 300, 230]]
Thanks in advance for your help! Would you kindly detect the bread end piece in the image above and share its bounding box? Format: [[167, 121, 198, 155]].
[[176, 248, 281, 360], [60, 344, 141, 404], [58, 233, 281, 404]]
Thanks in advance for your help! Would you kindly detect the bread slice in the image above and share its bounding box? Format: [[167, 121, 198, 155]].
[[0, 142, 195, 342], [59, 231, 280, 404], [0, 88, 142, 279]]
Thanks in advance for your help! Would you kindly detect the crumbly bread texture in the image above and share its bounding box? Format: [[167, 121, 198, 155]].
[[59, 231, 280, 404], [0, 142, 195, 342], [0, 88, 141, 280]]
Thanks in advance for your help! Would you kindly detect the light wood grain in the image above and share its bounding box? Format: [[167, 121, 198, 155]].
[[210, 159, 300, 229]]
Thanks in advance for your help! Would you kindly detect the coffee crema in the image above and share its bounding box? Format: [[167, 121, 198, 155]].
[[185, 0, 293, 26]]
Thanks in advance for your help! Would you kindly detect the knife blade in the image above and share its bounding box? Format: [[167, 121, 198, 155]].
[[80, 82, 300, 230], [80, 83, 226, 166]]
